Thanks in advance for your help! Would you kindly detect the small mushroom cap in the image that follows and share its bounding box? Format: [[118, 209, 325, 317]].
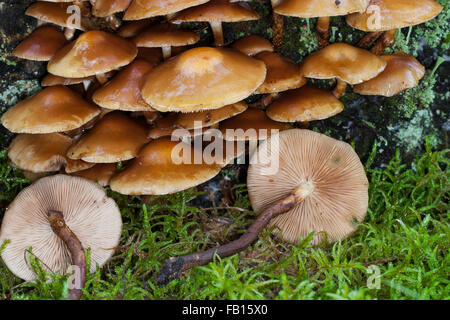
[[71, 163, 117, 186], [0, 174, 122, 281], [133, 23, 199, 48], [247, 129, 369, 245], [117, 19, 159, 38], [141, 47, 266, 112], [25, 2, 86, 30], [1, 85, 100, 134], [67, 112, 149, 163], [64, 159, 96, 174], [147, 113, 179, 139], [47, 31, 138, 78], [255, 51, 306, 94], [13, 26, 68, 61], [353, 52, 425, 97], [124, 0, 209, 20], [171, 0, 259, 23], [266, 85, 344, 122], [231, 35, 274, 56], [274, 0, 369, 17], [92, 0, 132, 17], [176, 101, 248, 130], [93, 59, 155, 111], [346, 0, 443, 32], [299, 43, 387, 85], [109, 137, 223, 195], [219, 109, 292, 141], [8, 133, 72, 173], [41, 74, 94, 87]]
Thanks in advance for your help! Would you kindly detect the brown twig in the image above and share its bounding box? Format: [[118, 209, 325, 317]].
[[47, 210, 86, 300], [157, 183, 313, 285]]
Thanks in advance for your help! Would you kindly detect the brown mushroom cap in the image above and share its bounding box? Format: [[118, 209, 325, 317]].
[[353, 52, 425, 97], [47, 31, 138, 78], [0, 174, 122, 281], [147, 113, 179, 139], [41, 74, 94, 87], [26, 2, 86, 30], [171, 0, 259, 23], [117, 19, 158, 38], [255, 51, 306, 94], [92, 59, 155, 111], [67, 112, 149, 163], [247, 129, 369, 245], [7, 133, 72, 173], [274, 0, 369, 17], [109, 137, 223, 195], [124, 0, 209, 20], [71, 163, 117, 186], [266, 85, 344, 122], [133, 23, 199, 48], [175, 101, 248, 130], [219, 108, 292, 141], [346, 0, 443, 32], [231, 35, 274, 56], [13, 26, 68, 61], [1, 86, 100, 134], [92, 0, 132, 17], [141, 47, 266, 112], [299, 43, 387, 85]]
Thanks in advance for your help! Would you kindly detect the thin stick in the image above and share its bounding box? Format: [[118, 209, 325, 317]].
[[47, 210, 86, 300], [157, 183, 313, 285]]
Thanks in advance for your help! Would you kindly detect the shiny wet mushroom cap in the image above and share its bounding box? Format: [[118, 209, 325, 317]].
[[92, 59, 155, 111], [346, 0, 443, 32], [124, 0, 210, 20], [247, 129, 369, 245], [353, 52, 425, 97], [231, 35, 274, 56], [0, 174, 122, 281], [299, 43, 386, 85], [47, 31, 137, 78], [67, 112, 149, 163], [92, 0, 132, 17], [141, 47, 266, 112], [109, 137, 223, 195], [274, 0, 369, 17], [266, 85, 344, 122], [1, 85, 100, 134], [13, 26, 68, 61]]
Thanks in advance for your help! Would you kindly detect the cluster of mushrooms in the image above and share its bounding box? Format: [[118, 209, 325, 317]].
[[0, 0, 443, 298]]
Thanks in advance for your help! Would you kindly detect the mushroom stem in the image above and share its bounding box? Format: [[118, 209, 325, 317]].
[[370, 29, 397, 55], [248, 93, 279, 109], [47, 210, 86, 300], [357, 31, 383, 49], [106, 15, 122, 30], [64, 28, 76, 41], [316, 17, 330, 48], [209, 21, 224, 46], [332, 79, 347, 98], [272, 12, 284, 53], [157, 183, 313, 285], [96, 73, 109, 85], [162, 46, 172, 60]]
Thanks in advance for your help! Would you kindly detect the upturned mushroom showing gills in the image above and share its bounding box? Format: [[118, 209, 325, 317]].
[[353, 52, 425, 97], [47, 30, 138, 83], [347, 0, 443, 55], [170, 0, 259, 46], [141, 47, 266, 112], [1, 85, 100, 134], [0, 175, 122, 300], [157, 129, 369, 284], [272, 0, 370, 50], [299, 43, 387, 98], [13, 26, 68, 61]]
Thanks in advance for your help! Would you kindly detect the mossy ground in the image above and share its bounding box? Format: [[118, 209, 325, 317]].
[[0, 0, 448, 300]]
